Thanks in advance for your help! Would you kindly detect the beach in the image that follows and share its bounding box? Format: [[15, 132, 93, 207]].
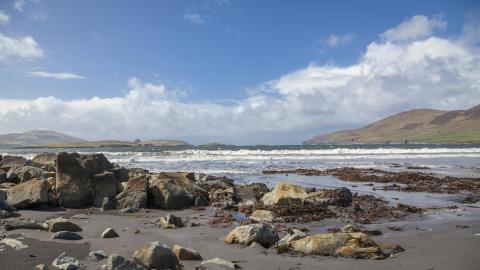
[[1, 145, 479, 269]]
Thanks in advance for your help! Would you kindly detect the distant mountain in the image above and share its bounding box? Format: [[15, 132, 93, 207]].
[[44, 139, 191, 148], [0, 130, 85, 147], [304, 104, 480, 144]]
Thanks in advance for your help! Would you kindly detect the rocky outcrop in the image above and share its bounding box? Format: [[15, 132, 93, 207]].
[[56, 153, 95, 208], [172, 244, 202, 260], [261, 182, 308, 206], [225, 223, 279, 248], [290, 232, 384, 259], [149, 180, 194, 210], [7, 179, 49, 209], [133, 242, 179, 270], [115, 176, 148, 209]]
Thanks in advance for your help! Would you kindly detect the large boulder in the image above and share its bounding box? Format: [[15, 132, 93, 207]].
[[7, 165, 45, 183], [0, 169, 7, 183], [290, 233, 384, 259], [261, 182, 308, 206], [151, 172, 207, 198], [115, 176, 148, 209], [133, 242, 179, 270], [109, 167, 129, 183], [78, 153, 113, 175], [32, 153, 57, 166], [104, 254, 147, 270], [7, 179, 49, 209], [225, 223, 279, 248], [93, 172, 118, 207], [56, 153, 94, 208], [305, 187, 353, 207], [0, 156, 27, 170], [149, 180, 194, 210], [236, 183, 269, 201]]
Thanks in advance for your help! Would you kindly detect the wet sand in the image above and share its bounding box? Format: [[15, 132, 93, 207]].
[[1, 206, 480, 270]]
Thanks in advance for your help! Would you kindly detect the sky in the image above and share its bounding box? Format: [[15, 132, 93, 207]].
[[0, 0, 479, 144]]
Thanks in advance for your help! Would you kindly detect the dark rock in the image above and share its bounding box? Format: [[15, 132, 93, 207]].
[[32, 153, 57, 166], [109, 167, 129, 183], [4, 218, 47, 231], [46, 217, 82, 232], [115, 176, 148, 209], [89, 250, 108, 261], [102, 228, 119, 238], [56, 153, 94, 208], [51, 231, 83, 240], [158, 214, 184, 229], [150, 180, 194, 210]]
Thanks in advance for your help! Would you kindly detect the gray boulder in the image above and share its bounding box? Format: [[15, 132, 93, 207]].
[[150, 180, 194, 210], [7, 179, 49, 209], [133, 242, 179, 270], [56, 153, 94, 208], [115, 176, 148, 209], [104, 254, 146, 270]]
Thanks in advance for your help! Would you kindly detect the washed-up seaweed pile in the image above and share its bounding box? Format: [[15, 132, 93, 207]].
[[263, 167, 480, 194]]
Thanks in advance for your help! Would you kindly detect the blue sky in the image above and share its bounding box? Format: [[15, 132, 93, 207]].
[[0, 0, 479, 144]]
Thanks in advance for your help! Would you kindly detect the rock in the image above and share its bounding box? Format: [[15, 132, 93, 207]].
[[0, 189, 16, 212], [210, 188, 240, 208], [70, 214, 89, 219], [0, 169, 6, 183], [133, 241, 179, 270], [261, 182, 308, 206], [249, 210, 275, 222], [104, 254, 146, 270], [158, 214, 184, 229], [4, 218, 48, 231], [378, 243, 405, 255], [89, 250, 108, 261], [194, 195, 210, 207], [51, 231, 83, 240], [109, 167, 129, 183], [46, 217, 82, 232], [0, 209, 21, 219], [339, 224, 382, 236], [152, 172, 208, 198], [118, 207, 140, 213], [93, 172, 118, 202], [33, 153, 57, 166], [0, 238, 29, 250], [102, 228, 119, 238], [35, 264, 49, 270], [95, 196, 117, 211], [290, 233, 384, 259], [172, 244, 202, 260], [56, 152, 95, 208], [114, 176, 148, 209], [150, 180, 194, 210], [0, 156, 27, 170], [78, 153, 113, 175], [51, 252, 79, 269], [7, 179, 49, 209], [201, 258, 240, 269], [305, 187, 353, 207], [225, 223, 279, 248], [276, 229, 306, 252], [7, 165, 45, 183], [236, 183, 269, 202]]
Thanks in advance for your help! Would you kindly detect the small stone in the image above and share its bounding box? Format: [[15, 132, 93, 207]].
[[4, 218, 48, 231], [35, 264, 49, 270], [51, 252, 79, 270], [102, 228, 119, 238], [158, 214, 184, 229], [249, 210, 275, 222], [89, 250, 108, 261], [172, 244, 202, 260], [225, 223, 279, 248], [201, 257, 240, 269], [51, 231, 83, 240], [0, 238, 29, 250], [70, 214, 89, 219]]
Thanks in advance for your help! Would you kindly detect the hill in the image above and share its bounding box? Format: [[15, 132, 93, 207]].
[[43, 139, 190, 148], [0, 130, 85, 147], [304, 104, 480, 144]]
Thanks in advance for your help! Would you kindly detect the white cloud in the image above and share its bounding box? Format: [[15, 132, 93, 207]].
[[324, 33, 355, 47], [0, 33, 44, 61], [0, 14, 479, 144], [0, 10, 10, 25], [381, 14, 446, 42], [183, 13, 205, 25], [13, 0, 26, 12], [29, 71, 85, 80]]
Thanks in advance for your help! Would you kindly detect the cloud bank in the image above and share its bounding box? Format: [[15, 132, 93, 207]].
[[0, 14, 479, 144], [0, 33, 44, 61]]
